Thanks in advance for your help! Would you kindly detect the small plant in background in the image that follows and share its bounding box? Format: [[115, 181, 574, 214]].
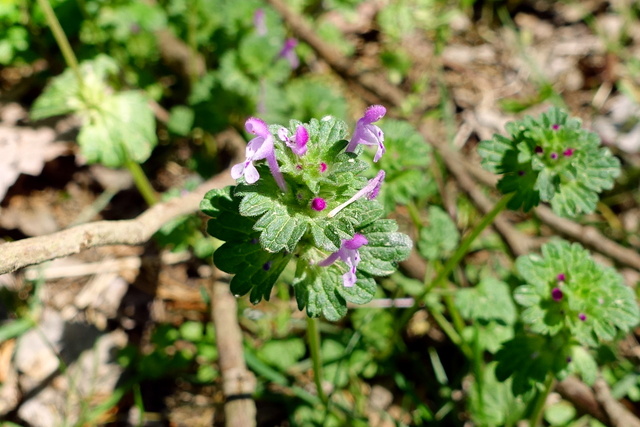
[[477, 107, 620, 217], [495, 239, 639, 406]]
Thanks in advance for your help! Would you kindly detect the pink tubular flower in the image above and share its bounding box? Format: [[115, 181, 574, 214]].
[[254, 9, 267, 36], [318, 233, 368, 287], [279, 38, 299, 69], [346, 105, 386, 162], [327, 170, 385, 218], [231, 117, 286, 191], [278, 125, 308, 156]]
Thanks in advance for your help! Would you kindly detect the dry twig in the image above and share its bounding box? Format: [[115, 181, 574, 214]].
[[0, 171, 235, 276], [211, 278, 257, 427]]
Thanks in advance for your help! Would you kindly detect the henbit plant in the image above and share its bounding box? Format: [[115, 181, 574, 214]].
[[200, 105, 412, 321], [477, 107, 620, 217], [452, 107, 638, 425]]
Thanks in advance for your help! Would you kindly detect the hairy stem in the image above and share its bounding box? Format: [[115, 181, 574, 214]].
[[529, 373, 555, 426], [125, 160, 159, 206], [307, 316, 328, 405], [36, 0, 83, 88]]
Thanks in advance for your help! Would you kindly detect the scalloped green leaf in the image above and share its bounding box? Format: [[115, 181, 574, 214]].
[[293, 267, 348, 321], [358, 219, 412, 277], [418, 206, 460, 261], [570, 346, 597, 386], [200, 186, 292, 302], [456, 278, 516, 324], [215, 241, 292, 303], [78, 90, 157, 167], [31, 55, 118, 120], [495, 333, 571, 395]]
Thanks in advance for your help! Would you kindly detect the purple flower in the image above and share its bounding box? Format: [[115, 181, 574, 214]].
[[318, 233, 369, 287], [278, 125, 308, 156], [557, 273, 566, 282], [327, 170, 385, 218], [550, 152, 558, 160], [311, 197, 327, 211], [579, 313, 587, 321], [319, 162, 327, 173], [346, 105, 386, 162], [279, 38, 299, 69], [551, 287, 563, 301], [254, 9, 267, 36], [552, 124, 560, 130], [231, 117, 286, 191], [563, 148, 575, 157], [535, 146, 544, 154]]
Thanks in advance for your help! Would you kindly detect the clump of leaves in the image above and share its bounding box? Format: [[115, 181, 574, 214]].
[[201, 110, 412, 320], [495, 239, 639, 394], [514, 239, 638, 346], [478, 107, 620, 217]]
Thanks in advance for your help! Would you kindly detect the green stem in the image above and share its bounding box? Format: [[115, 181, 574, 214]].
[[125, 160, 159, 206], [406, 201, 424, 230], [307, 316, 328, 405], [398, 192, 515, 330], [36, 0, 83, 88], [529, 373, 555, 426]]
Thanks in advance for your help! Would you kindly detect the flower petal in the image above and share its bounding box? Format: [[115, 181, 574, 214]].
[[244, 162, 260, 184], [245, 117, 270, 137], [362, 105, 386, 124]]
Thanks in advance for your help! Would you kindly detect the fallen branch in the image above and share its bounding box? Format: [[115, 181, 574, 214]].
[[211, 278, 257, 427], [0, 171, 235, 275]]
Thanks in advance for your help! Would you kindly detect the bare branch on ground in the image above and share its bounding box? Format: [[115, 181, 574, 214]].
[[211, 277, 257, 427], [0, 171, 234, 275]]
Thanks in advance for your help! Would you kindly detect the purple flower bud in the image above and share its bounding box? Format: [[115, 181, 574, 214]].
[[346, 105, 386, 162], [311, 197, 327, 211], [550, 152, 558, 160], [579, 313, 587, 321], [551, 287, 564, 301], [557, 273, 566, 281], [563, 148, 574, 157], [319, 162, 327, 173], [552, 124, 560, 130], [318, 233, 369, 287], [535, 146, 544, 154]]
